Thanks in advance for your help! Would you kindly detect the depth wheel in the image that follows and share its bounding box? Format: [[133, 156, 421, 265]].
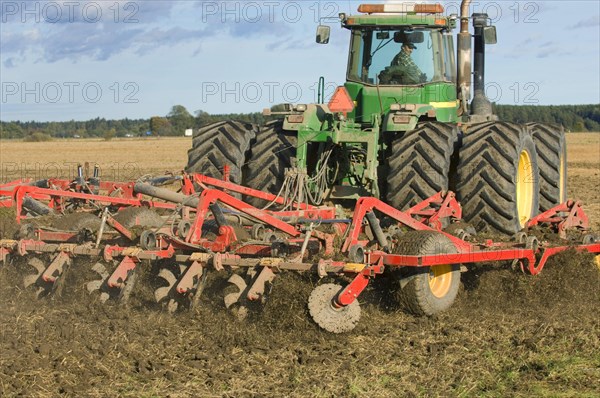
[[186, 120, 257, 188], [243, 120, 297, 207], [456, 122, 540, 234], [386, 122, 459, 210], [528, 123, 567, 211], [395, 231, 460, 316], [308, 283, 361, 333]]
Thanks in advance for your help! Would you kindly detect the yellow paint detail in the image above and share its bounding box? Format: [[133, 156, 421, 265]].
[[344, 263, 366, 272], [516, 149, 534, 228], [429, 100, 459, 108], [429, 264, 453, 298], [595, 255, 600, 271], [559, 152, 566, 202]]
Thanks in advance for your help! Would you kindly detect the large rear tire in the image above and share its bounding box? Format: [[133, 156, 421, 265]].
[[395, 231, 460, 316], [243, 120, 297, 207], [386, 122, 459, 210], [528, 123, 567, 211], [185, 120, 257, 186], [456, 122, 539, 234]]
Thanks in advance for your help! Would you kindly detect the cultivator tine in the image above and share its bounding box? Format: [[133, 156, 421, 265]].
[[86, 262, 111, 303], [224, 273, 247, 309], [154, 268, 177, 303], [23, 258, 45, 288], [119, 270, 137, 304], [23, 273, 41, 289], [23, 253, 71, 299]]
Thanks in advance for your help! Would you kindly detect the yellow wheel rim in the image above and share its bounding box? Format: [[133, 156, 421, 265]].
[[559, 152, 566, 203], [429, 264, 453, 298], [516, 150, 534, 228]]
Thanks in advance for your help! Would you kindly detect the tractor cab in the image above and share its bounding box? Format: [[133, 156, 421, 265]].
[[347, 26, 456, 87], [318, 3, 460, 128]]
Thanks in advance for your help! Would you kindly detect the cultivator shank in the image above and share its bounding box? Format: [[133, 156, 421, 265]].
[[0, 170, 598, 333]]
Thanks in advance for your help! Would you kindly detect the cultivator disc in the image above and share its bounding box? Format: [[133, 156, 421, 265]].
[[308, 284, 361, 334]]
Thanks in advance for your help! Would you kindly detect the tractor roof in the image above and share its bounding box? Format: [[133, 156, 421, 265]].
[[343, 3, 455, 29]]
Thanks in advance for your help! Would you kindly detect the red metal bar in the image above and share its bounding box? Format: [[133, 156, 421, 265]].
[[188, 189, 302, 244], [193, 173, 315, 210], [374, 249, 536, 267], [107, 256, 137, 288], [527, 243, 600, 275], [527, 200, 590, 239], [41, 251, 71, 283], [341, 196, 471, 253], [406, 191, 462, 229], [176, 260, 204, 294], [336, 261, 385, 306]]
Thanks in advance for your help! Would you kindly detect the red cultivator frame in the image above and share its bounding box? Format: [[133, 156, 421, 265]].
[[1, 169, 599, 333]]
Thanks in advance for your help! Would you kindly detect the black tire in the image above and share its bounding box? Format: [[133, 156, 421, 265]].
[[395, 230, 460, 316], [243, 120, 297, 207], [528, 123, 567, 211], [386, 122, 459, 210], [455, 122, 540, 234], [186, 120, 257, 186]]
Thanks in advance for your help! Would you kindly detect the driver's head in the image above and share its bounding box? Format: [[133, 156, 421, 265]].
[[402, 42, 416, 53]]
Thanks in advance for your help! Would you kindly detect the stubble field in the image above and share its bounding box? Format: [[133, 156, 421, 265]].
[[0, 133, 598, 397]]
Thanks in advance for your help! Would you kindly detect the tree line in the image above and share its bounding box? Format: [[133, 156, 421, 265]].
[[1, 104, 598, 140]]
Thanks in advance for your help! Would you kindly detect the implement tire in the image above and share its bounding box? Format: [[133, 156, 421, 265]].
[[186, 120, 257, 187], [528, 123, 567, 211], [456, 122, 539, 234], [386, 122, 459, 210], [243, 120, 297, 207], [395, 231, 460, 316]]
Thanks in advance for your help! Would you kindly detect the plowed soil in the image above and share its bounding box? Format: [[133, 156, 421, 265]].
[[0, 135, 598, 397]]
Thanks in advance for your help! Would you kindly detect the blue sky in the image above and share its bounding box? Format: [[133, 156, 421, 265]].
[[1, 0, 599, 122]]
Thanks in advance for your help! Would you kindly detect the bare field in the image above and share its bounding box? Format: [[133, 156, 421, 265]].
[[0, 133, 599, 397]]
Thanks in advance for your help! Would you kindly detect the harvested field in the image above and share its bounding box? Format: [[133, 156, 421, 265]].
[[0, 133, 599, 397]]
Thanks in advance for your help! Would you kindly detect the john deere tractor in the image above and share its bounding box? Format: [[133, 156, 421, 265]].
[[187, 1, 567, 235]]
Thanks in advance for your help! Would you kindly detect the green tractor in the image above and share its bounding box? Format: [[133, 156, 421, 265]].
[[187, 1, 567, 235]]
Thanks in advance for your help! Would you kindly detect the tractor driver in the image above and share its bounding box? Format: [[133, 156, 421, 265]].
[[379, 42, 427, 85]]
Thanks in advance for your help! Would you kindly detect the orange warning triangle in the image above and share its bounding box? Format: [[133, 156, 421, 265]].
[[328, 86, 355, 114]]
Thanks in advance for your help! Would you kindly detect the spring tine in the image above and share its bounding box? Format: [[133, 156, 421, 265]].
[[166, 299, 179, 314], [86, 280, 104, 293], [99, 292, 110, 303], [154, 286, 171, 303], [158, 268, 177, 286], [92, 262, 109, 279], [228, 273, 247, 291], [28, 258, 46, 274], [23, 274, 40, 288], [224, 292, 242, 309]]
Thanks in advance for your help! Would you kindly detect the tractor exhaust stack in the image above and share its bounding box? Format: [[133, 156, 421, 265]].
[[456, 0, 472, 115], [470, 13, 494, 120]]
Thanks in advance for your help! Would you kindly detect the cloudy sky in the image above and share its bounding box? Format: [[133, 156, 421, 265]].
[[1, 0, 599, 121]]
